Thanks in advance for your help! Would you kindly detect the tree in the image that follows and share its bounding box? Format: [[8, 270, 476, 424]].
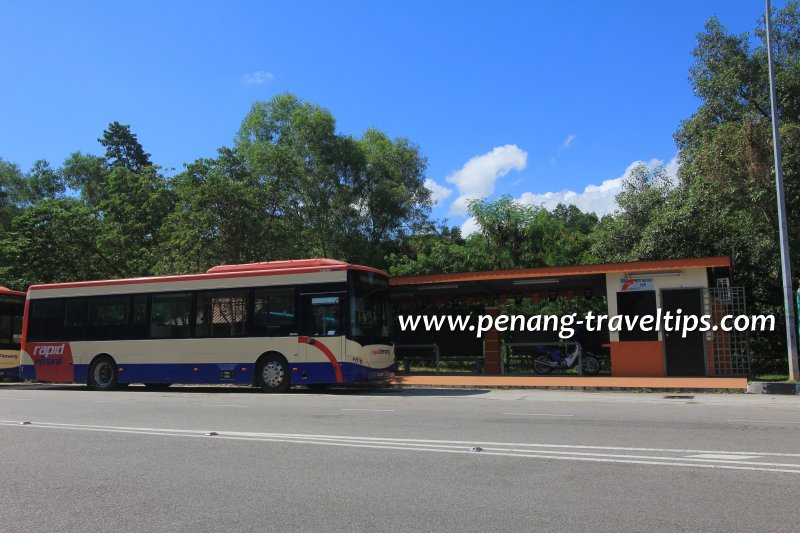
[[590, 163, 674, 263], [23, 160, 66, 204], [156, 147, 268, 274], [0, 198, 123, 289], [348, 129, 431, 266], [236, 93, 344, 260], [469, 196, 594, 270], [552, 203, 599, 235], [235, 93, 432, 267], [388, 224, 489, 276], [62, 151, 108, 207], [99, 121, 152, 172], [96, 165, 175, 277], [389, 198, 597, 276], [0, 158, 25, 233]]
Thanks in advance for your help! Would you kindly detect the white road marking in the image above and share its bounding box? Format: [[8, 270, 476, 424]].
[[0, 398, 33, 401], [2, 420, 800, 474], [502, 413, 574, 417], [4, 420, 799, 457], [688, 454, 763, 460], [727, 419, 800, 425], [340, 408, 396, 412]]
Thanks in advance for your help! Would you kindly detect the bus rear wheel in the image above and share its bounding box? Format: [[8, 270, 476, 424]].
[[88, 356, 118, 391], [256, 354, 290, 393]]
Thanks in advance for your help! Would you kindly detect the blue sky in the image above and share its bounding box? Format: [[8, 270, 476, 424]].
[[0, 1, 783, 233]]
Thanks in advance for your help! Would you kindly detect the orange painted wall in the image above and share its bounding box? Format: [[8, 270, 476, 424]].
[[610, 341, 664, 377]]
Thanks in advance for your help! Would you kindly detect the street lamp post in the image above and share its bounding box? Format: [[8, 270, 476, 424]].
[[765, 0, 800, 381]]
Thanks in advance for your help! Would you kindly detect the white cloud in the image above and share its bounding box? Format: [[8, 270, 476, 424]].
[[242, 71, 275, 85], [424, 179, 453, 206], [517, 155, 679, 217], [460, 217, 480, 237], [446, 144, 527, 216], [563, 134, 576, 149]]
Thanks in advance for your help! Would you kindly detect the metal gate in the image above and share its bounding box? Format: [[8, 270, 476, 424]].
[[705, 286, 749, 376]]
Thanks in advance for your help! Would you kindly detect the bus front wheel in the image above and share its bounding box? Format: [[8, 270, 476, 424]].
[[256, 354, 290, 393], [88, 356, 118, 391]]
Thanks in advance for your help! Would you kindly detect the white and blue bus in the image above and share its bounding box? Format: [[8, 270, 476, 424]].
[[20, 259, 394, 392], [0, 286, 25, 380]]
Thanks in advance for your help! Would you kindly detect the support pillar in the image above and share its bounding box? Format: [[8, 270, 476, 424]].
[[483, 306, 501, 375]]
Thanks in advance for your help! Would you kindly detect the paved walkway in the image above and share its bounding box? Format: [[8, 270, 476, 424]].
[[392, 375, 748, 391]]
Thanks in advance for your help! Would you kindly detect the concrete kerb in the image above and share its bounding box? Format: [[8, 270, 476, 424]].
[[388, 384, 746, 393], [746, 381, 800, 395], [389, 376, 749, 393]]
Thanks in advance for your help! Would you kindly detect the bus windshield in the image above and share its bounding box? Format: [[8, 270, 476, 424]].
[[350, 271, 390, 343]]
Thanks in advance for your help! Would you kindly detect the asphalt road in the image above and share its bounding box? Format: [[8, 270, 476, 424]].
[[1, 383, 799, 532]]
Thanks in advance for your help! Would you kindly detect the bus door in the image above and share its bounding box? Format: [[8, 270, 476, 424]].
[[299, 293, 346, 383]]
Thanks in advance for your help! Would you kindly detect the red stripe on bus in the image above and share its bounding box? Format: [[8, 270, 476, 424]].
[[298, 336, 343, 383], [21, 296, 30, 353]]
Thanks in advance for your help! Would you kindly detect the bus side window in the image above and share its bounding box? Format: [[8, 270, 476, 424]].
[[149, 293, 192, 339], [87, 295, 132, 340], [254, 288, 296, 337], [306, 296, 341, 337], [63, 298, 88, 341], [132, 295, 148, 339], [0, 314, 10, 346], [195, 289, 249, 338], [27, 299, 64, 342]]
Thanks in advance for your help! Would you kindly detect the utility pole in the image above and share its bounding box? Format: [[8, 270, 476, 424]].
[[766, 0, 800, 381]]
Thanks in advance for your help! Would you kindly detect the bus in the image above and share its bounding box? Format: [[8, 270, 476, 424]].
[[19, 259, 394, 392], [0, 286, 25, 380]]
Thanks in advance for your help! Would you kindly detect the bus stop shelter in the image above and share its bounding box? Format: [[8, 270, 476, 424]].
[[389, 256, 744, 377]]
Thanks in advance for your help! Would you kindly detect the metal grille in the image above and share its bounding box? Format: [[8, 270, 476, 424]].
[[706, 287, 749, 376]]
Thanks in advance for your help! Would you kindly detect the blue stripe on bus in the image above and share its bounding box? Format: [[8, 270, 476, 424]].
[[22, 362, 394, 385], [0, 366, 19, 379], [19, 365, 33, 380]]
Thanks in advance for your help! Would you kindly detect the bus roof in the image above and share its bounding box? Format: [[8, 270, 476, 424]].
[[0, 286, 25, 297], [27, 259, 388, 292], [208, 258, 350, 273]]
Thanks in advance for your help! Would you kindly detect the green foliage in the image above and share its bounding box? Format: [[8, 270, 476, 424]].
[[156, 147, 268, 273], [388, 224, 489, 276], [62, 152, 108, 206], [0, 198, 121, 289], [469, 196, 596, 269], [552, 203, 599, 234], [348, 129, 431, 266], [0, 121, 173, 286], [99, 121, 152, 172], [97, 165, 175, 277], [233, 93, 431, 269], [0, 158, 24, 232], [389, 197, 597, 276]]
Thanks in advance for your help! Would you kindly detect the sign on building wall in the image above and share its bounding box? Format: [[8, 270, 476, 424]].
[[620, 277, 654, 292]]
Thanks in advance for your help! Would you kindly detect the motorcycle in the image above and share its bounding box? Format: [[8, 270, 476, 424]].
[[531, 342, 601, 375]]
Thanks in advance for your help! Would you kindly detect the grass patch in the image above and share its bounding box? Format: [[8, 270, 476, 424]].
[[750, 374, 791, 382]]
